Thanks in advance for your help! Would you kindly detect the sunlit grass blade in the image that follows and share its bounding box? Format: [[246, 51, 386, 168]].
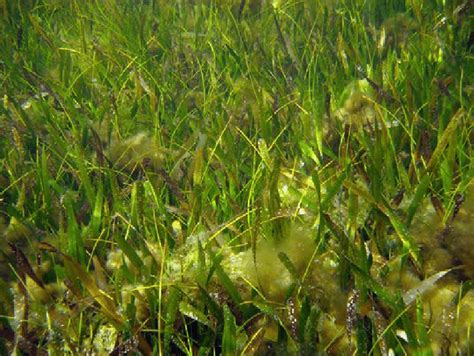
[[179, 301, 214, 330], [406, 173, 431, 228], [426, 109, 464, 173], [222, 305, 238, 356]]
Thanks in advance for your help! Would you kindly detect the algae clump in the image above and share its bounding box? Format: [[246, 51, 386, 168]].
[[226, 222, 316, 301], [106, 132, 165, 175]]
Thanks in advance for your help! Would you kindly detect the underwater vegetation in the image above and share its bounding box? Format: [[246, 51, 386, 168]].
[[1, 0, 473, 354], [106, 133, 165, 176]]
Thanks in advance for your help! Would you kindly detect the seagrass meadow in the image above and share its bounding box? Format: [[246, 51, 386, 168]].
[[0, 0, 473, 354]]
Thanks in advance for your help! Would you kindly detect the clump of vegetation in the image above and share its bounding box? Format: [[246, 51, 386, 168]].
[[333, 79, 379, 129], [106, 132, 165, 174], [0, 0, 472, 354]]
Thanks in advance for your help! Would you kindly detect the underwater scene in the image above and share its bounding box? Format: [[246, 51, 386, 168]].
[[0, 0, 473, 354]]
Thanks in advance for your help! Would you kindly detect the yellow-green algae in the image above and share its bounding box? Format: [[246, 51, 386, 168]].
[[410, 179, 474, 280], [334, 79, 379, 129], [100, 177, 474, 353], [106, 132, 165, 174], [444, 183, 474, 279], [225, 222, 316, 301], [7, 170, 473, 354], [386, 179, 474, 353], [222, 221, 351, 352]]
